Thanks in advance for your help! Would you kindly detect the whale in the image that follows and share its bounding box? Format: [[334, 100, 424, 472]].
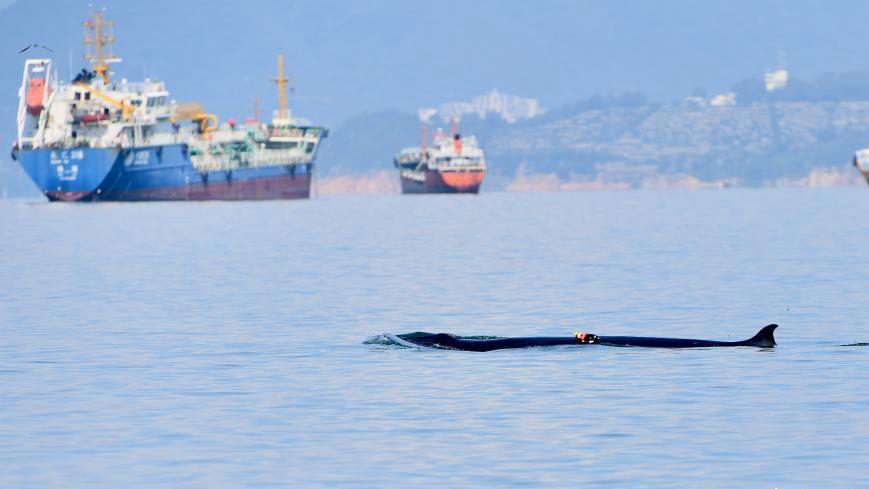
[[396, 324, 778, 352]]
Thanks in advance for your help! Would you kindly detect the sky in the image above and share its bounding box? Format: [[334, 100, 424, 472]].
[[3, 0, 869, 129]]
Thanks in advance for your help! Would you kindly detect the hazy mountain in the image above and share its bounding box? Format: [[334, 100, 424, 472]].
[[486, 100, 869, 186], [318, 79, 869, 188], [316, 110, 419, 176], [8, 1, 869, 128]]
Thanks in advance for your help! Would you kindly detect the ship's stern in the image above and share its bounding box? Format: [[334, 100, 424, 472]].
[[12, 147, 120, 201]]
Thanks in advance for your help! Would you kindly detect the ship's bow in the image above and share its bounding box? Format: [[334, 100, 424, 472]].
[[440, 170, 485, 193]]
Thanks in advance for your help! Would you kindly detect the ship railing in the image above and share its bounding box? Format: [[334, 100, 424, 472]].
[[269, 126, 325, 138], [429, 160, 487, 171], [145, 133, 184, 146], [190, 149, 313, 172], [110, 80, 166, 94], [432, 166, 487, 172], [248, 149, 312, 166], [396, 154, 422, 164]]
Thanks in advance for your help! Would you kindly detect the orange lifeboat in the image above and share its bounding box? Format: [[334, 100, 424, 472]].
[[26, 78, 51, 116]]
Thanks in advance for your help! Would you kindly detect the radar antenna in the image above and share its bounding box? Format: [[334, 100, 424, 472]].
[[83, 7, 120, 84]]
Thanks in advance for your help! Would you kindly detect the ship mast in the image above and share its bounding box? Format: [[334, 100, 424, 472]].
[[417, 108, 437, 157], [273, 53, 292, 123], [421, 125, 427, 155], [83, 9, 119, 85]]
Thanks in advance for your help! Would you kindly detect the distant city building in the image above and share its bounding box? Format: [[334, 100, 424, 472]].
[[764, 69, 789, 92], [437, 89, 544, 124], [710, 92, 737, 106], [418, 107, 438, 123]]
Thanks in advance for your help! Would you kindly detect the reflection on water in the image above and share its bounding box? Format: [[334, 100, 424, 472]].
[[1, 188, 868, 488]]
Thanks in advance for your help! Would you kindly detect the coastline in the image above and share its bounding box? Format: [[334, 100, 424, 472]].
[[313, 165, 865, 196]]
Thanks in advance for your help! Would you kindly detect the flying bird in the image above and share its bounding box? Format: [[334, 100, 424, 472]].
[[19, 43, 53, 53]]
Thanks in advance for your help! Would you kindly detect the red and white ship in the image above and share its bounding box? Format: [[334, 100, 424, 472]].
[[394, 122, 487, 194]]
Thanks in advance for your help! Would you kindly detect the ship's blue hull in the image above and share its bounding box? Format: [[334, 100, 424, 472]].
[[11, 144, 312, 201]]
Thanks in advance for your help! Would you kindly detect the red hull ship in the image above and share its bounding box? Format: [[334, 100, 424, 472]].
[[395, 125, 487, 194]]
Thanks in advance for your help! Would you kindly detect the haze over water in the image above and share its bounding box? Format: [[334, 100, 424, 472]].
[[1, 188, 868, 488]]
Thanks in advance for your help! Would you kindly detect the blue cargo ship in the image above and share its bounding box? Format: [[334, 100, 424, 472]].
[[11, 11, 326, 202], [13, 145, 316, 201]]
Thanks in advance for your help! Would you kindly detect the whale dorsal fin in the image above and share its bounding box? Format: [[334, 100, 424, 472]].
[[745, 324, 778, 347]]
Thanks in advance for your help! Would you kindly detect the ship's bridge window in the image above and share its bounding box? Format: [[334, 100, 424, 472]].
[[84, 92, 91, 101], [74, 92, 81, 100], [266, 141, 298, 150], [305, 142, 315, 154]]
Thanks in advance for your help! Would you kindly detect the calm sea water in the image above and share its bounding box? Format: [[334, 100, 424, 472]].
[[1, 188, 868, 489]]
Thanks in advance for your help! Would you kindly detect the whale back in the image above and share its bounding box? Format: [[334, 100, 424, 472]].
[[395, 325, 779, 351]]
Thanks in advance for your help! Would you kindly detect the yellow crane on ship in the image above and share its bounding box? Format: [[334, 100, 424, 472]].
[[78, 85, 135, 120], [76, 10, 294, 136], [172, 103, 219, 135], [80, 9, 219, 133]]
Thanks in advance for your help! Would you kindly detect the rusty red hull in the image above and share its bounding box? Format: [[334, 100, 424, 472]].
[[399, 169, 485, 194], [97, 173, 311, 201]]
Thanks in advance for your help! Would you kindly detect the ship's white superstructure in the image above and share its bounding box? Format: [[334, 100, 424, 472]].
[[396, 130, 486, 172], [16, 58, 323, 173]]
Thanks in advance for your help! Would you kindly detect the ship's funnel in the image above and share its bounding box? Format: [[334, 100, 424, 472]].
[[418, 108, 437, 124]]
